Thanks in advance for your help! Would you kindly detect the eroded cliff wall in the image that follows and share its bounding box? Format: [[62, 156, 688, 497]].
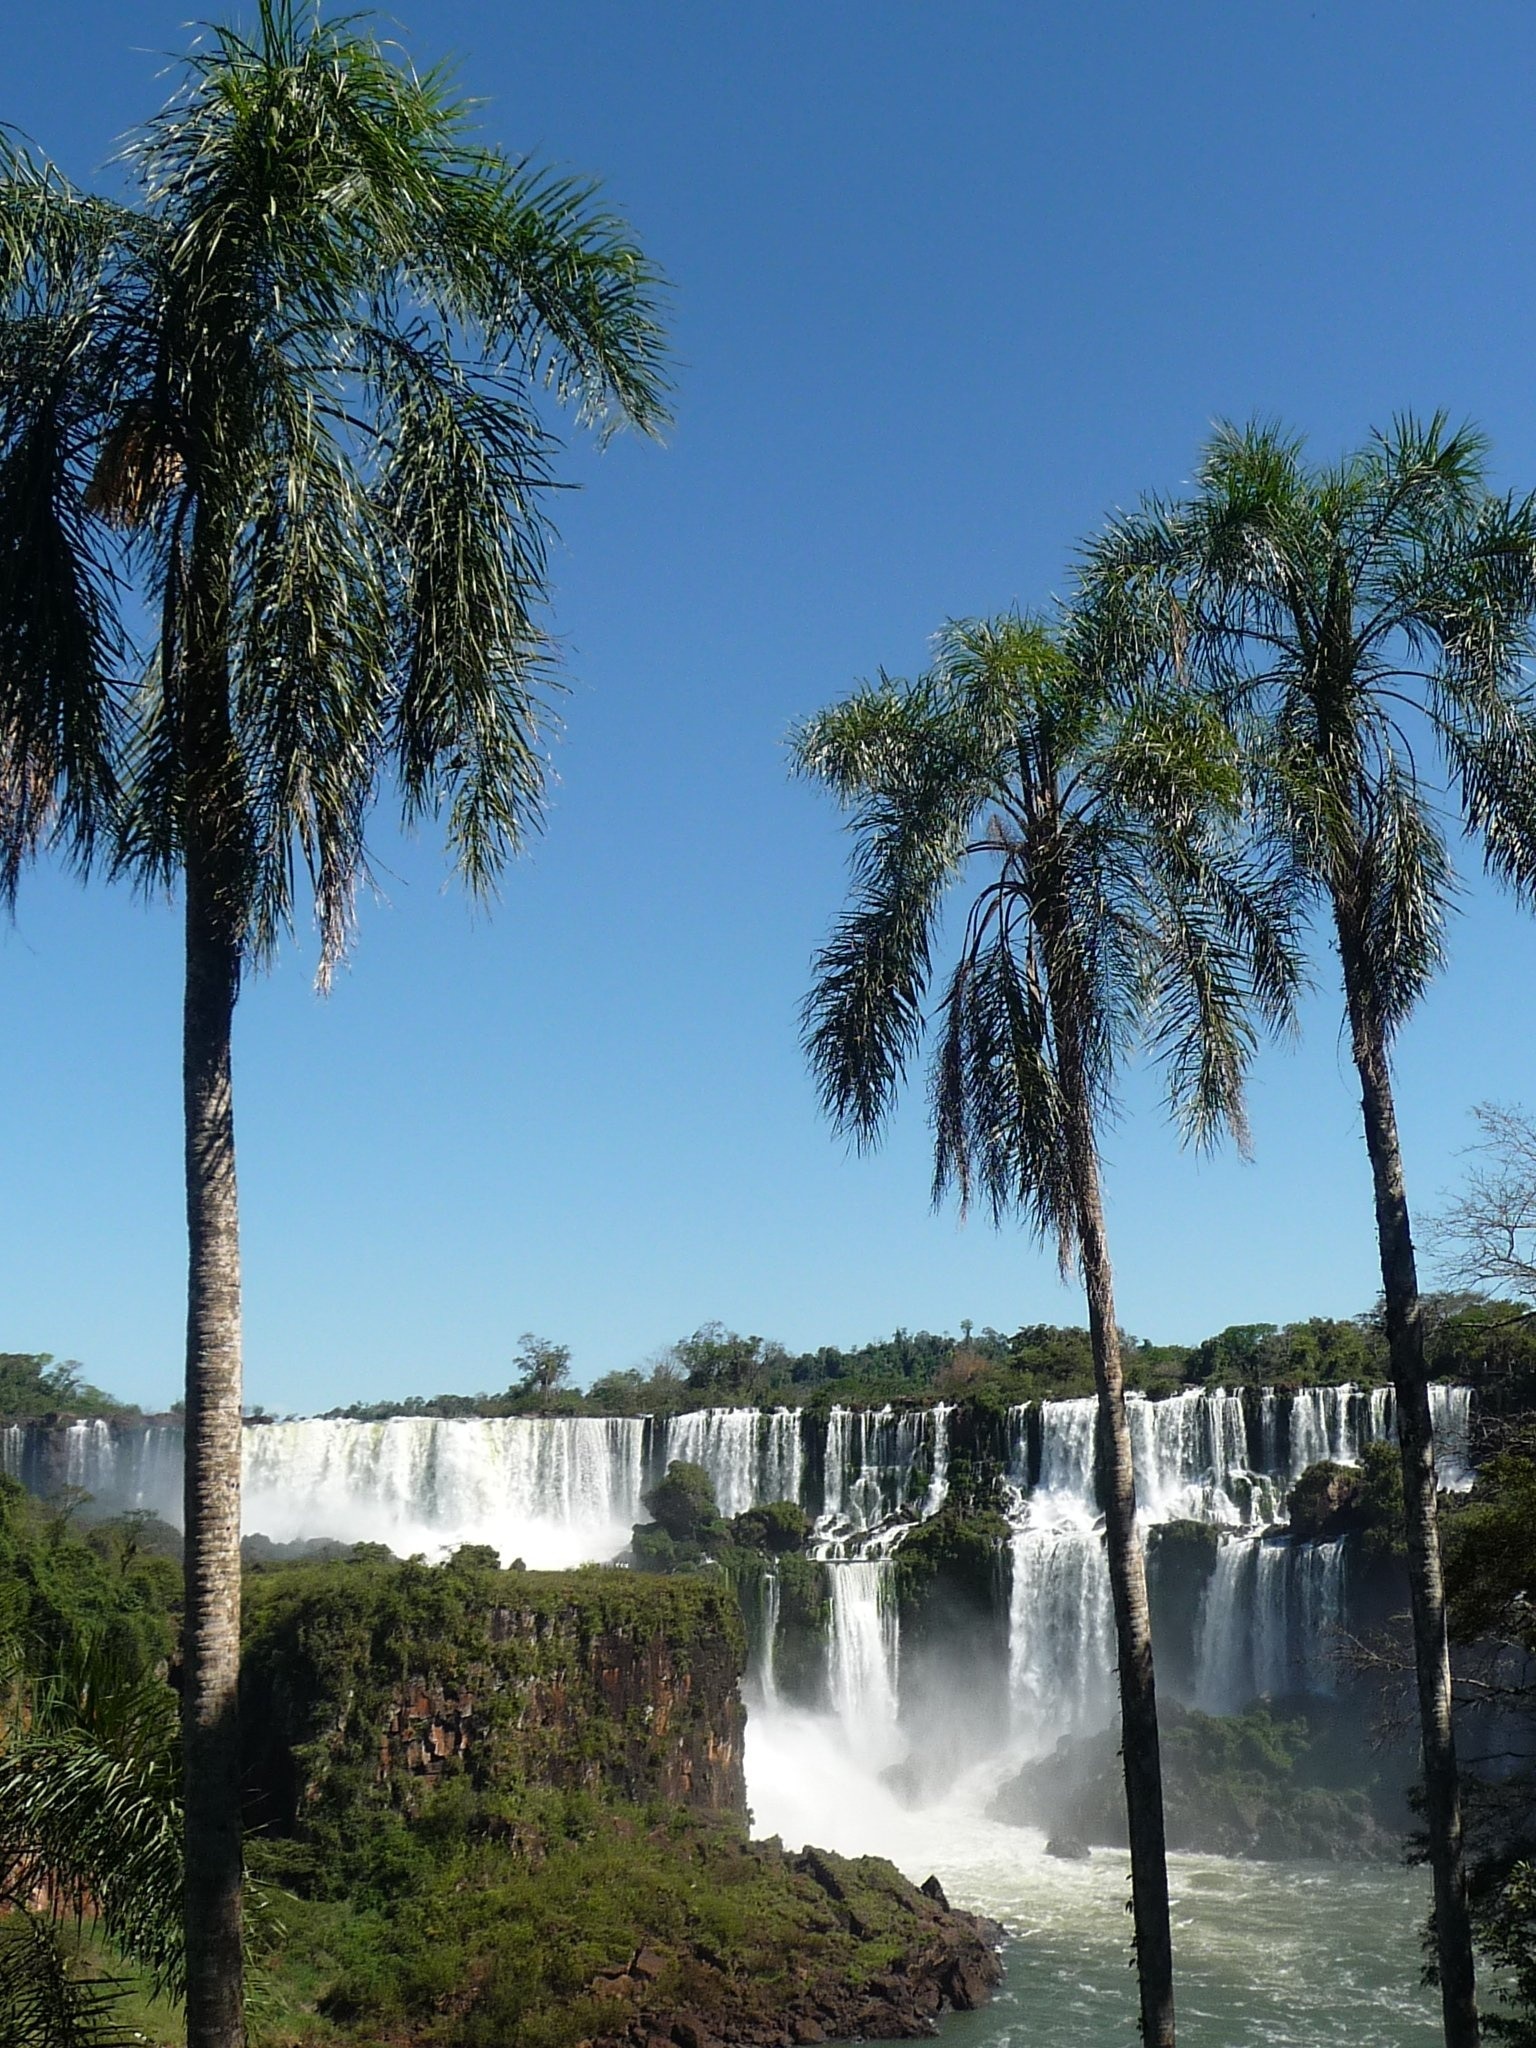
[[239, 1555, 747, 1833]]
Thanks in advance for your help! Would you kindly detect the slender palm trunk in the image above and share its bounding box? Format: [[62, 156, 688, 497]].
[[1338, 920, 1478, 2048], [181, 841, 244, 2048], [180, 511, 246, 2048], [1049, 952, 1175, 2046]]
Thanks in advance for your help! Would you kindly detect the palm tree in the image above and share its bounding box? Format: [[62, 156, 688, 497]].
[[0, 141, 127, 902], [0, 1633, 183, 2047], [0, 10, 669, 2043], [794, 613, 1298, 2048], [1087, 417, 1536, 2048]]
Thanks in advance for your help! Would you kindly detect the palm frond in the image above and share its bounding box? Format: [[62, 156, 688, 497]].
[[0, 1644, 183, 2001], [798, 608, 1298, 1247], [795, 689, 977, 1142], [0, 1914, 137, 2048]]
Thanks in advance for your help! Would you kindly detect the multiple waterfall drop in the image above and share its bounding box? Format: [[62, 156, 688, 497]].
[[2, 1383, 1475, 1777]]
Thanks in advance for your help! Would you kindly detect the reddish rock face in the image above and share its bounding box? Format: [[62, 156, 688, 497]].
[[241, 1565, 749, 1837], [374, 1613, 747, 1818]]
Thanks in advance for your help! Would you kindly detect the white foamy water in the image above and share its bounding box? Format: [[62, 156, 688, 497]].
[[241, 1414, 650, 1569], [743, 1709, 1440, 2048], [11, 1384, 1476, 1749]]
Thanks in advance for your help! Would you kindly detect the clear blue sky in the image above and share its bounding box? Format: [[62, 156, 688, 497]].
[[4, 1, 1535, 1413]]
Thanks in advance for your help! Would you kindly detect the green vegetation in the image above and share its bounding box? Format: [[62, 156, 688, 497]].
[[0, 1480, 185, 2045], [1442, 1439, 1536, 2042], [245, 1818, 988, 2048], [4, 0, 672, 2032], [0, 1476, 179, 1671], [1286, 1444, 1406, 1551], [8, 1295, 1514, 1429], [316, 1308, 1412, 1423], [0, 1353, 135, 1421], [991, 1697, 1412, 1860], [231, 1551, 988, 2048]]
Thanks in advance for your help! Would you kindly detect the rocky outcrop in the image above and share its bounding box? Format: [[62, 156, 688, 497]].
[[240, 1558, 747, 1830], [377, 1604, 745, 1811], [1286, 1460, 1365, 1542], [578, 1843, 1004, 2048], [989, 1695, 1410, 1860]]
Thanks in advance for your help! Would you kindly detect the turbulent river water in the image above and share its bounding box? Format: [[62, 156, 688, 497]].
[[746, 1706, 1439, 2048]]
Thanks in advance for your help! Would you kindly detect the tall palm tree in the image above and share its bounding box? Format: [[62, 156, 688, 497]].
[[1087, 417, 1536, 2048], [0, 10, 669, 2044], [794, 613, 1298, 2048]]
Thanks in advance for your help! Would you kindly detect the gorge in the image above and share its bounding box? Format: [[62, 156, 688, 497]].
[[4, 1382, 1477, 2044], [3, 1381, 1474, 1783]]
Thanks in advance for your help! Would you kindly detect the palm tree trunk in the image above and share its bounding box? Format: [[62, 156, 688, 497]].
[[181, 838, 245, 2048], [180, 506, 246, 2048], [1050, 968, 1175, 2047], [1338, 923, 1479, 2048]]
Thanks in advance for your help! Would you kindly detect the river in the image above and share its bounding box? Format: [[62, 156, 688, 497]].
[[746, 1705, 1440, 2048]]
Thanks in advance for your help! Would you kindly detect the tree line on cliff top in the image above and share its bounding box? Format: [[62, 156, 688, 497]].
[[7, 3, 1536, 2044]]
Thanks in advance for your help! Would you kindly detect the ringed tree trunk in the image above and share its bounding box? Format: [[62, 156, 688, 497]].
[[1049, 949, 1176, 2047], [179, 515, 247, 2048], [1337, 916, 1479, 2048]]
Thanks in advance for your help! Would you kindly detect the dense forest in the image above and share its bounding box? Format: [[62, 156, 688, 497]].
[[7, 1291, 1530, 1427]]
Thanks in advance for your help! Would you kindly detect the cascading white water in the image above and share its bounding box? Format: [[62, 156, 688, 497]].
[[1194, 1533, 1347, 1713], [921, 1403, 952, 1516], [1128, 1388, 1243, 1523], [0, 1418, 184, 1523], [1037, 1396, 1096, 1495], [1008, 1518, 1114, 1747], [1006, 1397, 1113, 1753], [1429, 1383, 1475, 1490], [239, 1414, 650, 1568], [815, 1404, 942, 1553], [753, 1572, 782, 1710], [8, 1381, 1473, 1740], [1294, 1538, 1347, 1694], [660, 1406, 806, 1517], [826, 1558, 901, 1762]]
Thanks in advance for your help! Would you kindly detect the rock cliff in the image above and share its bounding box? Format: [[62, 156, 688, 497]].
[[241, 1555, 747, 1830]]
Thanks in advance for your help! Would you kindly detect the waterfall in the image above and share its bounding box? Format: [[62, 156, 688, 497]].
[[815, 1405, 939, 1553], [1004, 1404, 1032, 1487], [921, 1404, 952, 1517], [1, 1419, 184, 1523], [753, 1572, 781, 1710], [1295, 1539, 1347, 1694], [1195, 1533, 1348, 1712], [1194, 1535, 1256, 1713], [1429, 1384, 1475, 1491], [1128, 1387, 1263, 1526], [826, 1559, 900, 1757], [660, 1407, 805, 1518], [1008, 1517, 1114, 1750], [1, 1378, 1477, 1751], [241, 1414, 650, 1568], [1036, 1396, 1096, 1496]]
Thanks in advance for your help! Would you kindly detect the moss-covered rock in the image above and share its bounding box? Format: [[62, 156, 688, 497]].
[[771, 1552, 832, 1709], [988, 1696, 1412, 1859], [1287, 1460, 1364, 1541], [1146, 1519, 1222, 1697], [240, 1551, 748, 1841], [645, 1460, 726, 1543], [251, 1814, 1002, 2048], [892, 1503, 1010, 1611], [236, 1549, 1002, 2048], [729, 1499, 813, 1554]]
